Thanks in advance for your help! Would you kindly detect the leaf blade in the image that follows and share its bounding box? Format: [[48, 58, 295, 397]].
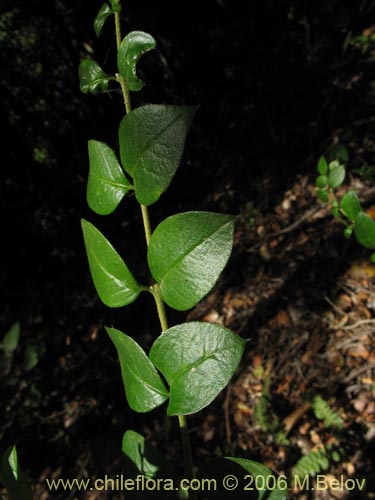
[[107, 328, 169, 413], [81, 219, 142, 307], [119, 104, 197, 205], [0, 446, 33, 500], [340, 190, 362, 222], [117, 31, 156, 91], [328, 164, 345, 188], [87, 140, 132, 215], [148, 212, 235, 311], [94, 3, 113, 37], [150, 322, 245, 415], [79, 59, 112, 94], [354, 211, 375, 249]]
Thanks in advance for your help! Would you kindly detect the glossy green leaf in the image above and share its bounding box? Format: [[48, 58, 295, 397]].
[[150, 322, 246, 415], [94, 3, 113, 37], [328, 164, 345, 188], [340, 190, 362, 222], [197, 458, 287, 500], [1, 322, 20, 354], [79, 59, 112, 94], [0, 446, 33, 500], [81, 219, 142, 307], [118, 31, 156, 91], [315, 175, 328, 188], [148, 212, 235, 311], [316, 189, 329, 203], [107, 328, 169, 413], [87, 140, 132, 215], [119, 104, 197, 205], [317, 156, 328, 175], [354, 212, 375, 249]]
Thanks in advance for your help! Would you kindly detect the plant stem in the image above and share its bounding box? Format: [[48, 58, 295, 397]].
[[178, 415, 197, 499], [114, 5, 196, 497]]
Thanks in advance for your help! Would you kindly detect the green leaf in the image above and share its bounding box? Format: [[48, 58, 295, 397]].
[[107, 328, 169, 413], [317, 156, 328, 175], [354, 212, 375, 249], [0, 446, 33, 500], [197, 458, 287, 500], [344, 226, 353, 239], [81, 219, 142, 307], [331, 144, 349, 163], [122, 430, 177, 479], [340, 190, 362, 222], [148, 212, 235, 311], [24, 345, 38, 371], [118, 31, 156, 91], [1, 322, 20, 354], [316, 189, 329, 203], [150, 322, 246, 415], [94, 3, 113, 37], [119, 104, 197, 205], [315, 175, 328, 188], [328, 165, 346, 188], [78, 59, 112, 94], [87, 140, 132, 215], [110, 0, 122, 12]]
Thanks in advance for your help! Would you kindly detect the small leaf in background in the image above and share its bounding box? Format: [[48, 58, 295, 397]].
[[344, 226, 353, 239], [24, 345, 38, 371], [81, 219, 142, 307], [150, 322, 246, 415], [316, 189, 329, 203], [0, 446, 33, 500], [122, 430, 177, 480], [317, 156, 328, 175], [315, 175, 328, 188], [328, 164, 346, 188], [107, 328, 169, 413], [340, 190, 362, 222], [94, 3, 113, 37], [197, 458, 287, 500], [1, 322, 20, 355], [79, 59, 112, 94], [354, 212, 375, 249], [117, 31, 156, 91], [148, 212, 235, 311], [87, 140, 132, 215], [328, 160, 340, 170], [330, 144, 349, 163], [119, 104, 197, 205]]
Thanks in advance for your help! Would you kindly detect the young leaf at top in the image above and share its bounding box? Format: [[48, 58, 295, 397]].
[[81, 219, 142, 307], [148, 212, 235, 311], [317, 156, 328, 176], [107, 328, 169, 413], [150, 322, 246, 415], [87, 140, 132, 215], [119, 104, 197, 205], [354, 211, 375, 249], [94, 3, 113, 37], [79, 59, 113, 94], [0, 446, 33, 500], [340, 190, 362, 222], [328, 164, 345, 188], [110, 0, 122, 12], [118, 31, 156, 91], [197, 458, 287, 500]]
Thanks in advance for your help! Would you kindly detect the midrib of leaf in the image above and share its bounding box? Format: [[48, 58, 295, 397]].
[[124, 360, 169, 398], [87, 246, 138, 293], [158, 220, 232, 285], [94, 175, 131, 190], [169, 344, 237, 385], [132, 108, 187, 175]]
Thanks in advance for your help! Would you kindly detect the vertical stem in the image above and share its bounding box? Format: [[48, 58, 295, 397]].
[[114, 4, 196, 497]]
